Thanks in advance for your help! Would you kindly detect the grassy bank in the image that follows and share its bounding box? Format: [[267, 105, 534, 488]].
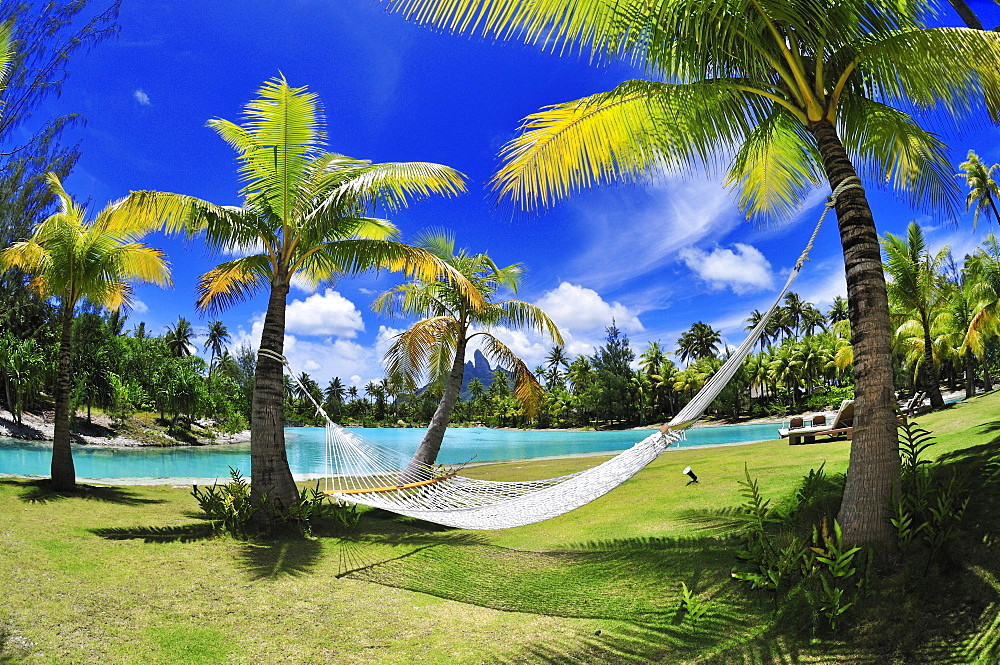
[[2, 392, 999, 663]]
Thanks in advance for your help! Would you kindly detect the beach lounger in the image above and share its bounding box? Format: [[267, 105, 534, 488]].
[[777, 399, 855, 445]]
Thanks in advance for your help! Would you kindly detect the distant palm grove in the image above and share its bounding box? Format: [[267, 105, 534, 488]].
[[2, 223, 998, 435]]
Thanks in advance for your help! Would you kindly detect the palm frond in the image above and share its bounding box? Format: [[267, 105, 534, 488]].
[[195, 255, 273, 313], [479, 334, 546, 418], [492, 79, 764, 211], [379, 0, 636, 61], [725, 108, 824, 222], [110, 244, 173, 289], [324, 161, 466, 213], [854, 27, 1000, 123], [838, 95, 960, 218], [383, 317, 460, 390], [300, 239, 485, 310], [496, 300, 564, 343]]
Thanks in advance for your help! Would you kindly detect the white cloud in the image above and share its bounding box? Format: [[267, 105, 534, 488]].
[[567, 177, 740, 290], [535, 282, 644, 334], [285, 289, 365, 338], [130, 299, 149, 314], [679, 243, 775, 294], [133, 89, 151, 106], [374, 325, 404, 358]]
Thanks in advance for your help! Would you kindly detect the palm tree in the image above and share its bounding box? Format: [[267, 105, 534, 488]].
[[782, 292, 807, 339], [828, 296, 850, 326], [965, 233, 1000, 390], [676, 322, 721, 365], [324, 377, 345, 413], [744, 310, 771, 350], [120, 76, 478, 524], [0, 173, 171, 490], [377, 0, 1000, 547], [800, 304, 827, 337], [957, 150, 1000, 229], [377, 230, 562, 469], [164, 316, 195, 358], [203, 320, 230, 378], [638, 340, 666, 376], [544, 344, 570, 387], [883, 222, 949, 409], [346, 385, 360, 418]]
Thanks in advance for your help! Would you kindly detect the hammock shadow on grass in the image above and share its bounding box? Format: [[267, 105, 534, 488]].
[[8, 479, 166, 506], [343, 530, 754, 661]]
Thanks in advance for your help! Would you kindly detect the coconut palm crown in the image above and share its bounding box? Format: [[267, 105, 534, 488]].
[[377, 0, 1000, 549], [376, 230, 562, 468], [120, 76, 482, 523], [957, 150, 1000, 229]]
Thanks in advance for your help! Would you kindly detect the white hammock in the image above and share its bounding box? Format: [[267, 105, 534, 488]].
[[268, 179, 861, 530]]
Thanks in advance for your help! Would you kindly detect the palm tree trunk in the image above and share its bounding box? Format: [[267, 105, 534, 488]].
[[921, 318, 945, 409], [809, 120, 898, 550], [964, 349, 976, 399], [983, 355, 994, 391], [51, 304, 76, 491], [407, 334, 468, 475], [249, 274, 299, 529]]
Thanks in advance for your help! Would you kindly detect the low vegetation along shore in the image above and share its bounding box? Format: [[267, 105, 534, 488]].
[[1, 391, 998, 663], [0, 407, 250, 448]]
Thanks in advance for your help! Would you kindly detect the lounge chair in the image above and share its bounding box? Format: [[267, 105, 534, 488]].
[[777, 399, 855, 445]]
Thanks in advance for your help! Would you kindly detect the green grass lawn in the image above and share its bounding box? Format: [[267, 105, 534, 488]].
[[3, 392, 1000, 663]]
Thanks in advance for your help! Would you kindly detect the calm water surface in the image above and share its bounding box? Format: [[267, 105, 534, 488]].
[[0, 422, 781, 482]]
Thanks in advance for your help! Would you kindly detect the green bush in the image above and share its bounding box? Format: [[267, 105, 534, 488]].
[[732, 464, 869, 634], [889, 420, 970, 576], [191, 468, 359, 539]]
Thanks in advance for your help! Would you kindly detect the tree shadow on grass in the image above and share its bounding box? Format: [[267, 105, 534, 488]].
[[237, 537, 324, 580], [343, 531, 758, 661], [8, 479, 165, 505], [90, 523, 217, 543]]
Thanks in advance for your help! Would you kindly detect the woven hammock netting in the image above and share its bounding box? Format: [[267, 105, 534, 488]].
[[270, 180, 859, 530]]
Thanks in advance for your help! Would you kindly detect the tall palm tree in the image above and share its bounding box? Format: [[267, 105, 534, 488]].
[[882, 222, 949, 409], [121, 76, 478, 523], [203, 319, 230, 378], [957, 150, 1000, 229], [544, 343, 570, 381], [377, 230, 562, 469], [164, 316, 195, 358], [0, 173, 171, 490], [324, 376, 345, 407], [377, 0, 1000, 547], [965, 233, 1000, 390], [638, 340, 666, 376], [782, 292, 807, 339], [800, 304, 827, 337], [744, 309, 771, 350], [828, 296, 850, 326], [676, 321, 721, 365]]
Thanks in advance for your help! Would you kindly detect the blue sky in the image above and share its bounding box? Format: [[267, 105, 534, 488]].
[[29, 0, 1000, 387]]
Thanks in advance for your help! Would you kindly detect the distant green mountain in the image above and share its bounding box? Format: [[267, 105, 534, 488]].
[[460, 349, 505, 399], [418, 349, 513, 399]]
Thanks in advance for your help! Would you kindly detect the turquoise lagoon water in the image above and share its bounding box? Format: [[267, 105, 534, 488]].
[[0, 422, 782, 483]]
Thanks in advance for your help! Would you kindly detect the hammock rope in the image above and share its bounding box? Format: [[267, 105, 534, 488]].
[[263, 178, 861, 530]]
